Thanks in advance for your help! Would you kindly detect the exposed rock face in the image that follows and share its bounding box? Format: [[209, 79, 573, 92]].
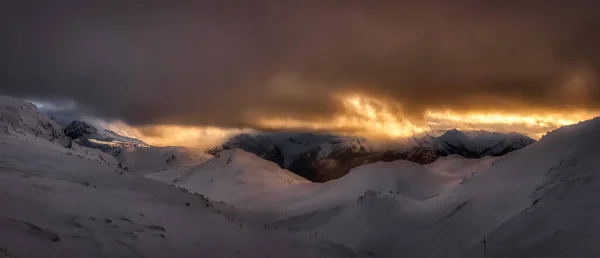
[[63, 120, 98, 139], [262, 146, 285, 168], [288, 146, 445, 182]]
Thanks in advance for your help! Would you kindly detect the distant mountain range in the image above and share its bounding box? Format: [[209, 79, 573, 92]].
[[32, 111, 534, 182], [207, 130, 536, 182]]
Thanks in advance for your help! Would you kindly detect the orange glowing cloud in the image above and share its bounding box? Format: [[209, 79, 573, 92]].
[[95, 120, 251, 148], [256, 94, 600, 140], [99, 94, 600, 147]]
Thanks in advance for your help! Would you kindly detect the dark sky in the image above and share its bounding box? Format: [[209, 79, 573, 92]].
[[1, 0, 599, 131]]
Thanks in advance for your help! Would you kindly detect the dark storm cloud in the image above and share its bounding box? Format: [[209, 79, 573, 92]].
[[1, 0, 599, 129]]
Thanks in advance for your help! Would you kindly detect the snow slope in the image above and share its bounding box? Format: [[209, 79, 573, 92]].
[[147, 149, 310, 207], [460, 118, 600, 258], [148, 118, 600, 257], [61, 120, 212, 175], [0, 97, 355, 258], [111, 146, 213, 175], [425, 154, 498, 177], [145, 148, 494, 252], [146, 149, 486, 213], [314, 118, 600, 257], [0, 95, 66, 144]]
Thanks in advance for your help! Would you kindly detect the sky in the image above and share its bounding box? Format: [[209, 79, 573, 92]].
[[1, 1, 599, 147]]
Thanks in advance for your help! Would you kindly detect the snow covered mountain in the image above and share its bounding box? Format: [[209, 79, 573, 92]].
[[110, 146, 213, 175], [61, 120, 213, 174], [0, 96, 354, 258], [208, 130, 534, 182], [207, 132, 374, 181], [63, 120, 151, 149], [207, 132, 369, 167], [4, 93, 600, 257], [148, 149, 310, 206], [147, 148, 496, 212], [0, 95, 67, 144], [148, 117, 600, 257], [416, 129, 536, 158]]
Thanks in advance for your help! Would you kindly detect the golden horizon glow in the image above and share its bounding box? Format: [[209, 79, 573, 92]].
[[258, 94, 430, 138], [257, 94, 600, 140], [103, 94, 600, 147], [135, 125, 251, 147], [97, 120, 251, 149]]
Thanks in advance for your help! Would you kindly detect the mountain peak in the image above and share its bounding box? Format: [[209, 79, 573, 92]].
[[428, 129, 535, 157], [445, 128, 462, 134], [437, 128, 468, 142], [0, 95, 66, 143], [64, 120, 98, 139], [63, 120, 150, 149]]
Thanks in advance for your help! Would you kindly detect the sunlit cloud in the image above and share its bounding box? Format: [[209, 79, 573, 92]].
[[256, 94, 600, 140], [93, 119, 252, 149], [258, 94, 429, 138], [424, 110, 600, 138]]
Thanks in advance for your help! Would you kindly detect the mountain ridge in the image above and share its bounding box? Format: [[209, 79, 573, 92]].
[[208, 130, 535, 181], [63, 120, 151, 149]]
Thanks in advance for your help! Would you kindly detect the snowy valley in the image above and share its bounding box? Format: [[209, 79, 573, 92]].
[[1, 95, 600, 258]]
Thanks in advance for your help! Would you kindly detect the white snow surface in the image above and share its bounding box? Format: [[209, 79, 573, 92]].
[[148, 118, 600, 257], [147, 149, 310, 207], [412, 129, 536, 156], [113, 146, 213, 175], [149, 150, 464, 212], [0, 97, 355, 258], [424, 154, 498, 176], [0, 95, 66, 143]]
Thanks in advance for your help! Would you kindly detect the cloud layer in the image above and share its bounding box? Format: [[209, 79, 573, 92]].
[[2, 0, 599, 137]]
